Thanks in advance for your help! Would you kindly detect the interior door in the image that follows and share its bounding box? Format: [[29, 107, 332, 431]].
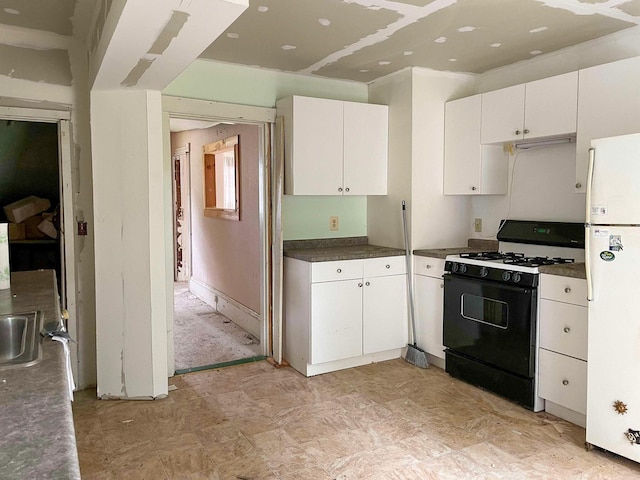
[[172, 145, 190, 281]]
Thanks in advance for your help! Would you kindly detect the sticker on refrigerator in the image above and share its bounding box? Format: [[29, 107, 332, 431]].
[[600, 251, 615, 261], [591, 205, 607, 216], [594, 228, 609, 237], [609, 235, 623, 252]]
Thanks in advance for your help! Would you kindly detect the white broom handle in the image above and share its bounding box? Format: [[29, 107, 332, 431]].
[[402, 200, 417, 344]]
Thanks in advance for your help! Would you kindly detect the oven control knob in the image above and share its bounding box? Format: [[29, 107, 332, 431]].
[[459, 264, 468, 274], [480, 267, 489, 278], [502, 271, 512, 281], [512, 272, 522, 283], [452, 263, 460, 273]]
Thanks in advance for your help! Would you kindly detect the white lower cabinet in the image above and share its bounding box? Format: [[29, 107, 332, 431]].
[[284, 256, 407, 376], [414, 256, 446, 365], [538, 274, 588, 426]]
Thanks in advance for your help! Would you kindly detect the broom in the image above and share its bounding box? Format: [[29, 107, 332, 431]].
[[401, 200, 428, 369]]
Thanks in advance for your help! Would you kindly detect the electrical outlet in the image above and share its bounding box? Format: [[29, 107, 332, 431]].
[[329, 216, 339, 231], [474, 218, 482, 233]]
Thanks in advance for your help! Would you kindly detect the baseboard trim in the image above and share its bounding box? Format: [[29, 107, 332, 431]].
[[189, 278, 261, 338]]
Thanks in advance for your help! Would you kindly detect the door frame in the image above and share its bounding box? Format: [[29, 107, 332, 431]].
[[0, 106, 78, 382], [172, 144, 191, 282], [162, 96, 277, 375]]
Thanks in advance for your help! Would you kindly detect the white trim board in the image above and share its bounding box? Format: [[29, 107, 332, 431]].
[[189, 277, 261, 339]]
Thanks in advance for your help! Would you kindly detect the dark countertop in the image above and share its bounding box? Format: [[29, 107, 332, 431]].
[[0, 270, 80, 480], [284, 236, 404, 262], [413, 239, 499, 259], [538, 262, 586, 279]]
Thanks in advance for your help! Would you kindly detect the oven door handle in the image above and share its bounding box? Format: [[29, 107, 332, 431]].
[[444, 274, 535, 295]]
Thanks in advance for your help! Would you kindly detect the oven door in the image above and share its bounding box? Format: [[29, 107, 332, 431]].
[[443, 273, 537, 378]]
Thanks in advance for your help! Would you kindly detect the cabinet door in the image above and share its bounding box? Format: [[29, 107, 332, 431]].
[[343, 102, 388, 195], [311, 279, 362, 363], [481, 84, 525, 144], [524, 71, 577, 140], [362, 274, 407, 354], [290, 96, 344, 195], [414, 274, 445, 359], [576, 56, 640, 193], [444, 95, 483, 194]]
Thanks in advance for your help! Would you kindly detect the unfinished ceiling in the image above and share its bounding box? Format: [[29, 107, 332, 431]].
[[199, 0, 640, 82], [0, 0, 77, 36]]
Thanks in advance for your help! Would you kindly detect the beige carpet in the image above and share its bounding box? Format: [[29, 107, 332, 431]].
[[173, 282, 261, 371]]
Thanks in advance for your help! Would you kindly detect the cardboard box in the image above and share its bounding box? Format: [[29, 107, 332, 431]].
[[3, 196, 51, 224], [37, 218, 57, 239], [8, 223, 25, 241], [25, 215, 46, 239]]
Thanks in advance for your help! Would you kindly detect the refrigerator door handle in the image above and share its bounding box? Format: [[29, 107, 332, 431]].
[[586, 147, 595, 224], [585, 226, 594, 301]]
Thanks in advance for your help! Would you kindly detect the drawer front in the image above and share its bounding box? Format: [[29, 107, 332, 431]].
[[539, 300, 588, 361], [540, 274, 587, 306], [538, 348, 587, 414], [363, 256, 406, 278], [312, 259, 363, 283], [414, 256, 446, 278]]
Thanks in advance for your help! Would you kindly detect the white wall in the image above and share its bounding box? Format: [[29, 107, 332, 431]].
[[91, 89, 168, 399], [470, 144, 586, 239]]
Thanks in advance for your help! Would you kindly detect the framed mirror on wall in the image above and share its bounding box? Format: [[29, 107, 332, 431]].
[[203, 135, 240, 221]]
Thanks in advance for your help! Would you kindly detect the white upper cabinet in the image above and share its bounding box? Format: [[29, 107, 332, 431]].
[[575, 56, 640, 193], [444, 94, 508, 195], [481, 72, 578, 145], [277, 95, 388, 196], [481, 84, 525, 144]]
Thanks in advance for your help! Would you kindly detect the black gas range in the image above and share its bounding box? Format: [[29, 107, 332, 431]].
[[442, 220, 585, 411]]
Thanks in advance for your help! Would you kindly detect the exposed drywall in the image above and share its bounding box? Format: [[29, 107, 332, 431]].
[[91, 89, 168, 399], [171, 123, 262, 314], [470, 144, 585, 238], [0, 44, 72, 86], [165, 60, 370, 241]]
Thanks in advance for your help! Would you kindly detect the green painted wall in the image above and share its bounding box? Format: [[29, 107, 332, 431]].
[[164, 60, 369, 240], [283, 196, 367, 240]]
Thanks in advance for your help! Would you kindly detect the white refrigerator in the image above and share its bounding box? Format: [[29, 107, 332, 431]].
[[586, 132, 640, 462]]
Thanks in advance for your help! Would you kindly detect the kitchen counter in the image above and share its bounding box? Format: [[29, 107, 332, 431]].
[[414, 239, 499, 259], [284, 236, 404, 262], [538, 262, 586, 279], [0, 270, 80, 480]]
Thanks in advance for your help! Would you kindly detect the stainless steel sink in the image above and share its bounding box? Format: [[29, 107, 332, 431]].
[[0, 311, 43, 370]]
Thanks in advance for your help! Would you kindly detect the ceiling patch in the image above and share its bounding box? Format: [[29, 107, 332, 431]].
[[379, 60, 391, 64], [3, 8, 19, 15], [448, 58, 457, 61], [530, 50, 543, 55], [404, 50, 413, 55], [434, 36, 447, 43], [147, 11, 190, 55], [490, 42, 502, 47], [529, 26, 548, 32], [120, 58, 155, 87], [457, 25, 476, 32], [227, 32, 239, 38], [281, 44, 297, 50], [319, 18, 332, 26], [257, 6, 269, 12]]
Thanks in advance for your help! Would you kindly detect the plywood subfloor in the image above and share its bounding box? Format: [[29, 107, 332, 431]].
[[73, 359, 640, 479], [173, 282, 260, 371]]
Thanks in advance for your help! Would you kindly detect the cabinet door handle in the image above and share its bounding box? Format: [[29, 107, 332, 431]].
[[385, 264, 391, 269], [365, 281, 370, 286], [575, 182, 582, 189], [515, 130, 522, 135], [426, 264, 432, 269], [345, 187, 350, 192], [563, 327, 571, 333], [471, 186, 477, 191], [524, 128, 530, 134], [562, 379, 569, 386], [358, 283, 363, 287], [337, 268, 342, 273], [564, 287, 571, 293], [440, 283, 444, 289], [338, 187, 343, 192]]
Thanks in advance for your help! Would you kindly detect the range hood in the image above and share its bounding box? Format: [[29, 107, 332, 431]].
[[514, 135, 576, 150]]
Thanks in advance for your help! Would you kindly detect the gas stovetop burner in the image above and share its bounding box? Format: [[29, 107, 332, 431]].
[[504, 256, 576, 267]]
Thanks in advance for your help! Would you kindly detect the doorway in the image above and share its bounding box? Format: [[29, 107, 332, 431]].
[[0, 107, 77, 381], [169, 118, 267, 373]]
